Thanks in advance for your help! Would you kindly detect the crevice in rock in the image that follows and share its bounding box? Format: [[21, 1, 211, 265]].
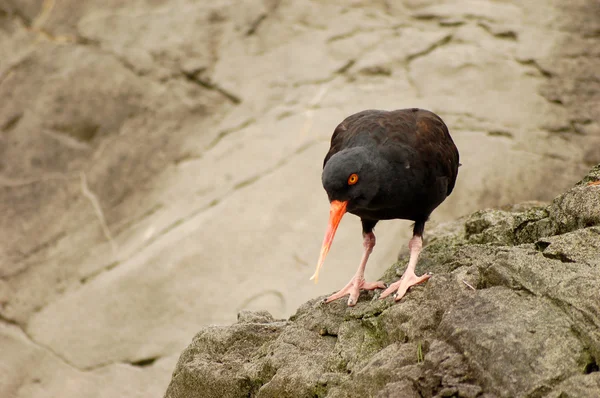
[[292, 58, 354, 88], [245, 0, 281, 37], [546, 298, 599, 349], [1, 112, 22, 132], [204, 118, 256, 151], [9, 1, 79, 45], [410, 13, 440, 21], [0, 53, 35, 89], [487, 130, 514, 139], [79, 261, 120, 284], [406, 34, 452, 63], [583, 357, 599, 374], [292, 75, 338, 88], [173, 152, 203, 165], [403, 33, 457, 96], [0, 313, 85, 371], [233, 175, 261, 190], [326, 27, 384, 43], [3, 2, 33, 27], [0, 312, 20, 327], [566, 328, 600, 377], [248, 361, 278, 396], [513, 213, 550, 244], [110, 203, 164, 238], [74, 34, 101, 47], [128, 356, 159, 367], [358, 65, 392, 76], [246, 14, 267, 36], [526, 375, 565, 397], [477, 22, 518, 41], [546, 121, 583, 135], [516, 59, 553, 78], [534, 241, 550, 252], [335, 59, 356, 75], [74, 34, 150, 81], [1, 230, 68, 277], [181, 71, 241, 104], [327, 28, 363, 43]]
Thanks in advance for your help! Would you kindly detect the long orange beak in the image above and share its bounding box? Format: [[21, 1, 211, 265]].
[[310, 200, 348, 283]]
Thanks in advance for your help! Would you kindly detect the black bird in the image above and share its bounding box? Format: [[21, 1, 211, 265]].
[[311, 108, 459, 306]]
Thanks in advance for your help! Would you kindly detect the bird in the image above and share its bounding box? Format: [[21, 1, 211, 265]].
[[310, 108, 459, 306]]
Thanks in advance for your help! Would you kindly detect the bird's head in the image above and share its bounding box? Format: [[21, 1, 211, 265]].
[[311, 147, 383, 283], [321, 146, 381, 209]]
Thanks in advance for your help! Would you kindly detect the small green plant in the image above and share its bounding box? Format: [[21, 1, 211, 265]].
[[417, 342, 424, 363]]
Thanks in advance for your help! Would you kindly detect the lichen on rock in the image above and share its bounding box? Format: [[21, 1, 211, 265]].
[[165, 165, 600, 397]]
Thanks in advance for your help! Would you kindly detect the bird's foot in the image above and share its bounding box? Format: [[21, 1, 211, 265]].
[[325, 277, 386, 307], [379, 271, 431, 302]]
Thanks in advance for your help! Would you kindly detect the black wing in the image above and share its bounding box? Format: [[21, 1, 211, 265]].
[[399, 109, 459, 196]]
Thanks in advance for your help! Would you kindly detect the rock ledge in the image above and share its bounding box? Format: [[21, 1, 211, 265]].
[[165, 165, 600, 398]]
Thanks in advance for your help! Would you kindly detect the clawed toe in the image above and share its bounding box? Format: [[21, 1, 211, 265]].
[[325, 278, 386, 306], [380, 271, 431, 301]]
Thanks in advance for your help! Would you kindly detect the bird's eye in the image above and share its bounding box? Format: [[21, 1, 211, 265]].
[[347, 173, 359, 185]]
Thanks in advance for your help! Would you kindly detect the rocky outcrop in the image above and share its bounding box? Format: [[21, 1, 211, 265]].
[[165, 165, 600, 398]]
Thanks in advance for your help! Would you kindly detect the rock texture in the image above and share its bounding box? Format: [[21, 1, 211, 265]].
[[1, 0, 599, 397], [165, 165, 600, 398]]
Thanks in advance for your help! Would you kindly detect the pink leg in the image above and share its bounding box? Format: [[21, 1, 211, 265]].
[[325, 232, 386, 306], [380, 235, 431, 301]]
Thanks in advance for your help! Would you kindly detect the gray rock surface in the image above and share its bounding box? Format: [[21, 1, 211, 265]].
[[1, 0, 599, 397], [165, 165, 600, 398]]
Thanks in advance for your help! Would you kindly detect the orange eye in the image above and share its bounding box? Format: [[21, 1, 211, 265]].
[[348, 173, 359, 185]]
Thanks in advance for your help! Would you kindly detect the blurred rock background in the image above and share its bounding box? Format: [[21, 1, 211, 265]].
[[0, 0, 598, 397]]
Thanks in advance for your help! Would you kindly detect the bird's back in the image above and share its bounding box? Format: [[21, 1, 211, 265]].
[[324, 108, 459, 196]]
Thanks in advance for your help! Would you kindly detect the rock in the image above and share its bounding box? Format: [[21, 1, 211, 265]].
[[462, 164, 600, 245], [0, 322, 178, 398], [237, 310, 277, 324], [165, 165, 600, 398]]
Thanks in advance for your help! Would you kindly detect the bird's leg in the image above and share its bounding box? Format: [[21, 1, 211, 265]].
[[325, 232, 386, 306], [380, 234, 431, 301]]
